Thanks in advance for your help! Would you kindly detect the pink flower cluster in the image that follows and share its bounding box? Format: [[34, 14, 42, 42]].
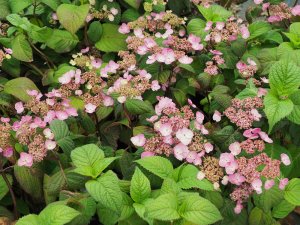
[[131, 97, 213, 167], [220, 96, 289, 213], [224, 97, 263, 129], [119, 12, 204, 66], [204, 50, 225, 76], [254, 2, 299, 22], [219, 137, 290, 213], [236, 58, 257, 79], [20, 89, 78, 121], [204, 17, 250, 44], [0, 114, 58, 168], [107, 69, 160, 103], [57, 68, 114, 114]]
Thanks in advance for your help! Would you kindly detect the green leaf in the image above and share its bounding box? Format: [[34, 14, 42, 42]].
[[68, 197, 97, 225], [179, 195, 222, 225], [46, 29, 79, 53], [0, 0, 11, 19], [272, 200, 295, 219], [253, 185, 284, 212], [11, 34, 33, 62], [1, 57, 20, 77], [85, 171, 123, 212], [124, 0, 141, 9], [39, 204, 80, 225], [287, 144, 300, 178], [87, 21, 103, 44], [257, 48, 280, 75], [0, 174, 12, 200], [120, 193, 135, 221], [287, 90, 300, 125], [4, 77, 39, 102], [145, 193, 180, 221], [135, 156, 173, 179], [56, 4, 89, 34], [122, 8, 140, 22], [50, 120, 70, 139], [248, 21, 272, 40], [197, 5, 231, 22], [9, 0, 32, 13], [125, 99, 153, 115], [133, 203, 153, 225], [95, 23, 127, 52], [14, 166, 43, 200], [161, 178, 181, 195], [187, 18, 207, 39], [269, 60, 300, 97], [39, 0, 59, 10], [264, 91, 294, 132], [235, 79, 258, 99], [50, 120, 75, 156], [284, 178, 300, 205], [16, 214, 40, 225], [176, 165, 213, 191], [43, 171, 65, 197], [71, 144, 116, 178], [130, 167, 151, 203], [249, 207, 278, 225], [218, 199, 248, 225]]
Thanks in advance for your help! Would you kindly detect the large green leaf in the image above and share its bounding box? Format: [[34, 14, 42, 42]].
[[9, 0, 32, 13], [248, 21, 272, 40], [287, 90, 300, 125], [68, 197, 97, 225], [14, 166, 43, 200], [253, 185, 284, 212], [135, 156, 173, 179], [125, 99, 154, 115], [179, 195, 222, 225], [11, 34, 33, 62], [39, 0, 59, 10], [264, 91, 294, 132], [130, 167, 151, 203], [95, 23, 127, 52], [145, 193, 180, 221], [287, 145, 300, 178], [0, 175, 12, 200], [46, 29, 79, 53], [175, 165, 213, 191], [50, 120, 75, 156], [269, 60, 300, 97], [56, 4, 89, 34], [85, 171, 123, 213], [197, 5, 231, 22], [16, 214, 40, 225], [0, 0, 11, 19], [39, 204, 80, 225], [4, 77, 39, 102], [284, 178, 300, 205], [87, 21, 103, 44], [272, 200, 295, 219], [124, 0, 140, 9], [249, 207, 278, 225], [217, 199, 248, 225], [257, 48, 280, 75], [71, 144, 116, 178], [187, 18, 207, 38]]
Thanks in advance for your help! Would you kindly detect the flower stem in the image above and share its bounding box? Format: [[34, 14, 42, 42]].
[[1, 171, 19, 219]]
